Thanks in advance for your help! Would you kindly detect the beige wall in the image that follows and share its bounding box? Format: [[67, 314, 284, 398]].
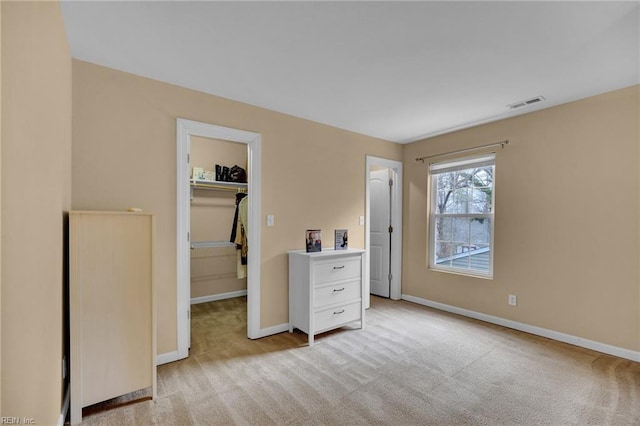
[[1, 1, 72, 423], [403, 86, 640, 351], [71, 60, 402, 354], [191, 246, 245, 299]]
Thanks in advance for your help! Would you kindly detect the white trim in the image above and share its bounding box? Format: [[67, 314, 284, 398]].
[[365, 156, 403, 306], [58, 386, 70, 426], [177, 119, 262, 361], [157, 350, 180, 366], [402, 294, 640, 363], [191, 290, 247, 305]]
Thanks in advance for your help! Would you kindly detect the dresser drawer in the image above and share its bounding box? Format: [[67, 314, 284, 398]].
[[314, 301, 361, 334], [314, 257, 361, 285], [314, 280, 360, 308]]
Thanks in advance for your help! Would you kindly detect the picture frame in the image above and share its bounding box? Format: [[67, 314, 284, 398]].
[[335, 229, 348, 250], [306, 229, 322, 252], [191, 167, 204, 180]]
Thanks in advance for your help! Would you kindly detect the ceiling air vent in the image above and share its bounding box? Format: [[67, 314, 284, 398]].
[[508, 96, 546, 110]]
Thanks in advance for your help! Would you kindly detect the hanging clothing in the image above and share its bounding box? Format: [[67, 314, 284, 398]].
[[230, 192, 247, 243], [234, 196, 248, 279]]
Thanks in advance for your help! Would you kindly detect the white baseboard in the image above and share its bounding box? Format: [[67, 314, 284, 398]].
[[191, 290, 247, 305], [402, 294, 640, 363], [157, 350, 180, 366], [58, 386, 70, 426]]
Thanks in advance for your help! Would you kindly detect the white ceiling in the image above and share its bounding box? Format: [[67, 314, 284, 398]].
[[60, 1, 639, 143]]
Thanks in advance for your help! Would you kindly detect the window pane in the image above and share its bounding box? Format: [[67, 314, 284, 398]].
[[470, 248, 490, 272], [437, 189, 454, 213], [453, 187, 469, 214], [434, 241, 454, 266], [470, 218, 491, 246], [434, 217, 453, 265], [453, 217, 470, 245], [471, 187, 491, 213]]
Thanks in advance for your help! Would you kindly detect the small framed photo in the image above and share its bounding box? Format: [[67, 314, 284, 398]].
[[306, 229, 322, 253], [335, 229, 348, 250], [203, 171, 215, 182], [192, 167, 204, 180]]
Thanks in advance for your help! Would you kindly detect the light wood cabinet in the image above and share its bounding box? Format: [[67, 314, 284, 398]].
[[69, 211, 156, 425], [288, 249, 365, 345]]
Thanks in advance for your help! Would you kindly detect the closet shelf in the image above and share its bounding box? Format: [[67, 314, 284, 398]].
[[190, 179, 247, 191], [191, 241, 235, 250], [190, 179, 247, 201]]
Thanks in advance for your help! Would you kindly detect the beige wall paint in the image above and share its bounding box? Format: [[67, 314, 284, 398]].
[[403, 86, 640, 351], [191, 246, 245, 299], [72, 60, 402, 354], [1, 1, 71, 423], [190, 135, 247, 180]]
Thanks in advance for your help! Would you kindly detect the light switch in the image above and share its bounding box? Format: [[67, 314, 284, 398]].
[[266, 214, 275, 227], [359, 215, 365, 226]]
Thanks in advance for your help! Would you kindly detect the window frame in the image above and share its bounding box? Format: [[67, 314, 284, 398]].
[[428, 154, 495, 279]]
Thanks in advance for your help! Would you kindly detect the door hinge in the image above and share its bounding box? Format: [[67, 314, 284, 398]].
[[187, 153, 190, 163], [389, 178, 393, 186], [187, 232, 190, 241], [188, 309, 190, 319], [388, 225, 393, 233], [388, 273, 393, 281]]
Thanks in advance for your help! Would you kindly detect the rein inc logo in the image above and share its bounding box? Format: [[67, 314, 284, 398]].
[[1, 418, 35, 425]]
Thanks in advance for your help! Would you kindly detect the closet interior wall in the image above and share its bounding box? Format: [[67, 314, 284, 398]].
[[190, 136, 247, 300]]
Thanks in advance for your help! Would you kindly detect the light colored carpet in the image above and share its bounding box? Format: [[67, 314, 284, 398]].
[[81, 296, 640, 425]]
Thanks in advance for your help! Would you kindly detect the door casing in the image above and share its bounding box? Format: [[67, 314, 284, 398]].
[[369, 168, 391, 298], [172, 118, 262, 364], [365, 156, 403, 307]]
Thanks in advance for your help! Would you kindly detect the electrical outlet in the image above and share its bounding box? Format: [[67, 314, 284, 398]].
[[508, 294, 517, 306], [359, 216, 365, 226], [266, 214, 274, 227]]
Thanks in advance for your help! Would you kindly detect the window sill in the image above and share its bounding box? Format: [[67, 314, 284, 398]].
[[428, 266, 493, 280]]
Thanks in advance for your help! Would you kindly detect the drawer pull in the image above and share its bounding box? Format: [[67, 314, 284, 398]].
[[333, 309, 345, 315], [332, 287, 345, 292], [333, 265, 345, 270]]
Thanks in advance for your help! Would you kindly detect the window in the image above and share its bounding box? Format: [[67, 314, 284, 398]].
[[429, 154, 495, 277]]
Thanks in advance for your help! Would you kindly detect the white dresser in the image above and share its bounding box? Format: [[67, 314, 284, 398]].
[[288, 248, 366, 345]]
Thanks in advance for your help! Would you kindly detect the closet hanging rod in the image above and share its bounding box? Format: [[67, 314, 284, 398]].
[[415, 140, 509, 163]]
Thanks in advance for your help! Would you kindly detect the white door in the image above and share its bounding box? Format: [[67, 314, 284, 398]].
[[370, 169, 391, 298]]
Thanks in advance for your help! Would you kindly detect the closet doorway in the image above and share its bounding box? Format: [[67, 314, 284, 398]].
[[189, 136, 248, 303], [365, 156, 403, 308], [175, 119, 262, 363]]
